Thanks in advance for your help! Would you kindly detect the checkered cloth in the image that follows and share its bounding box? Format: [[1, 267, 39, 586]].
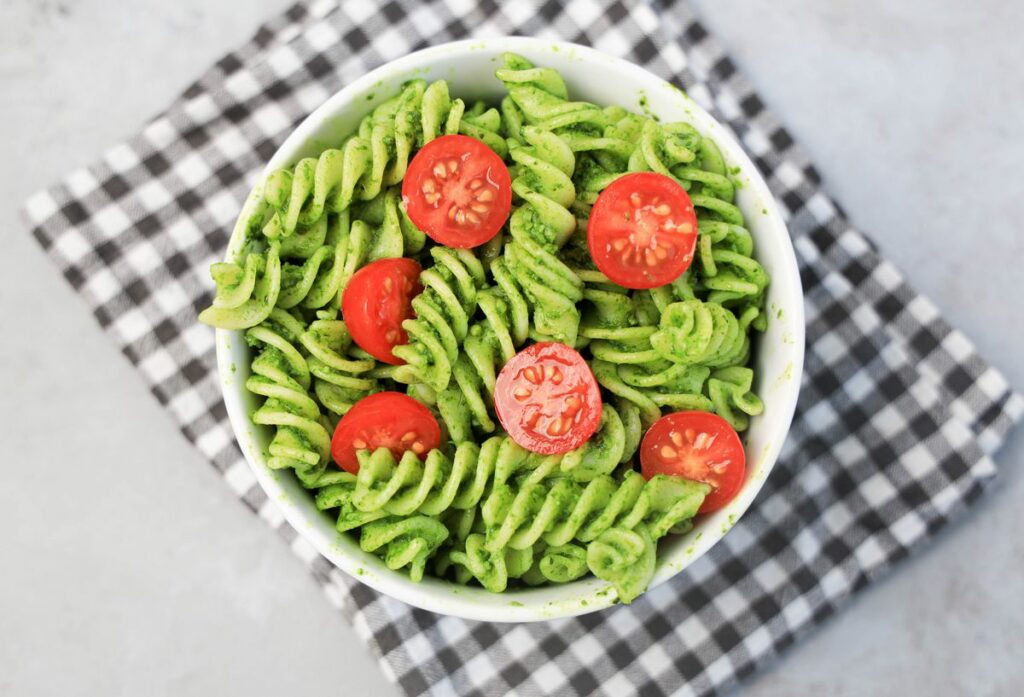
[[22, 1, 1023, 695]]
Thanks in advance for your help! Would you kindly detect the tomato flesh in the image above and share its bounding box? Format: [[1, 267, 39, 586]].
[[331, 392, 441, 474], [588, 172, 699, 289], [402, 134, 512, 249], [494, 342, 602, 454], [640, 411, 745, 514], [341, 258, 423, 365]]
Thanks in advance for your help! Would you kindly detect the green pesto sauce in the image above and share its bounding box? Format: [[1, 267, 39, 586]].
[[636, 91, 660, 121], [775, 362, 794, 388]]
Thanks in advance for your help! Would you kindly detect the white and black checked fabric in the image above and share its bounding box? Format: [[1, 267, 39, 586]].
[[21, 1, 1023, 695]]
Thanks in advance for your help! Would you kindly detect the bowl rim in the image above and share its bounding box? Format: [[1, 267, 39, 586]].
[[214, 35, 805, 622]]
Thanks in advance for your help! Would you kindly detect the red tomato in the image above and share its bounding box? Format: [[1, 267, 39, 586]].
[[331, 392, 441, 474], [640, 411, 745, 514], [587, 172, 699, 289], [402, 134, 512, 248], [494, 342, 603, 455], [341, 258, 423, 365]]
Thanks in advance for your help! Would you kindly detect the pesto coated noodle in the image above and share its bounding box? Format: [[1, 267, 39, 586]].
[[200, 54, 769, 603]]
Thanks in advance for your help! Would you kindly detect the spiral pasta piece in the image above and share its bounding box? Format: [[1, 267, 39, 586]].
[[590, 353, 713, 429], [359, 515, 449, 583], [496, 53, 610, 136], [391, 247, 487, 392], [350, 441, 492, 516], [557, 403, 629, 481], [276, 201, 402, 311], [314, 470, 390, 531], [707, 365, 765, 431], [503, 128, 584, 345], [447, 533, 535, 593], [199, 242, 281, 330], [531, 543, 589, 584], [433, 506, 480, 585], [481, 470, 707, 552], [258, 79, 506, 239], [628, 119, 701, 179], [586, 524, 655, 604], [244, 309, 331, 487], [476, 471, 707, 599], [557, 110, 637, 172], [300, 316, 379, 417], [650, 298, 755, 368]]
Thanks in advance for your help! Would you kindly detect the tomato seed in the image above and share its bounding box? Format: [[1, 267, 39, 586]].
[[708, 459, 730, 473], [433, 163, 447, 179], [470, 203, 488, 214], [468, 179, 482, 190], [513, 387, 530, 401], [465, 210, 481, 224], [693, 432, 709, 450], [655, 204, 671, 216], [411, 441, 426, 454], [382, 277, 393, 293], [477, 189, 494, 202], [654, 246, 668, 260], [422, 180, 436, 194], [677, 222, 693, 234], [353, 438, 367, 449], [401, 431, 417, 443], [612, 239, 627, 251], [660, 444, 677, 459], [522, 367, 541, 384], [670, 430, 684, 447], [684, 428, 697, 444], [630, 192, 642, 207], [523, 405, 541, 428], [447, 159, 458, 173]]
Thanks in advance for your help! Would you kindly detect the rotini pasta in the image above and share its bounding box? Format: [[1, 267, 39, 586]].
[[200, 53, 770, 603]]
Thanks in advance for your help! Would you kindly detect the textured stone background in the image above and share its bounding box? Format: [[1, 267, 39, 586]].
[[2, 1, 1021, 695]]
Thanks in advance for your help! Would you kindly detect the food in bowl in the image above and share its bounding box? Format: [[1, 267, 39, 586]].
[[200, 53, 769, 604]]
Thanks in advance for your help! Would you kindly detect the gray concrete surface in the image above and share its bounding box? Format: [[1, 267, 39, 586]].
[[1, 1, 1021, 695]]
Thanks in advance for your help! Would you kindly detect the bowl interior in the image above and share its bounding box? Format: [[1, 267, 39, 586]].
[[217, 37, 804, 622]]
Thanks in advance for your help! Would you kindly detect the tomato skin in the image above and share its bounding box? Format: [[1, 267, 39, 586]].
[[588, 172, 699, 289], [640, 411, 745, 514], [341, 258, 423, 365], [494, 342, 603, 454], [402, 135, 512, 249], [331, 392, 441, 474]]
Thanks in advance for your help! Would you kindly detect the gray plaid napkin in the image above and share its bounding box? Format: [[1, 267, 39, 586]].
[[21, 1, 1023, 695]]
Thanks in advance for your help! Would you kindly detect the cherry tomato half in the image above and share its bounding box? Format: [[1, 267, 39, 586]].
[[494, 342, 602, 454], [640, 411, 745, 514], [402, 134, 512, 248], [341, 258, 423, 365], [587, 172, 699, 289], [331, 392, 442, 474]]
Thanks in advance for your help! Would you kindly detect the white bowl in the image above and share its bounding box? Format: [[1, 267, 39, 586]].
[[215, 37, 804, 622]]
